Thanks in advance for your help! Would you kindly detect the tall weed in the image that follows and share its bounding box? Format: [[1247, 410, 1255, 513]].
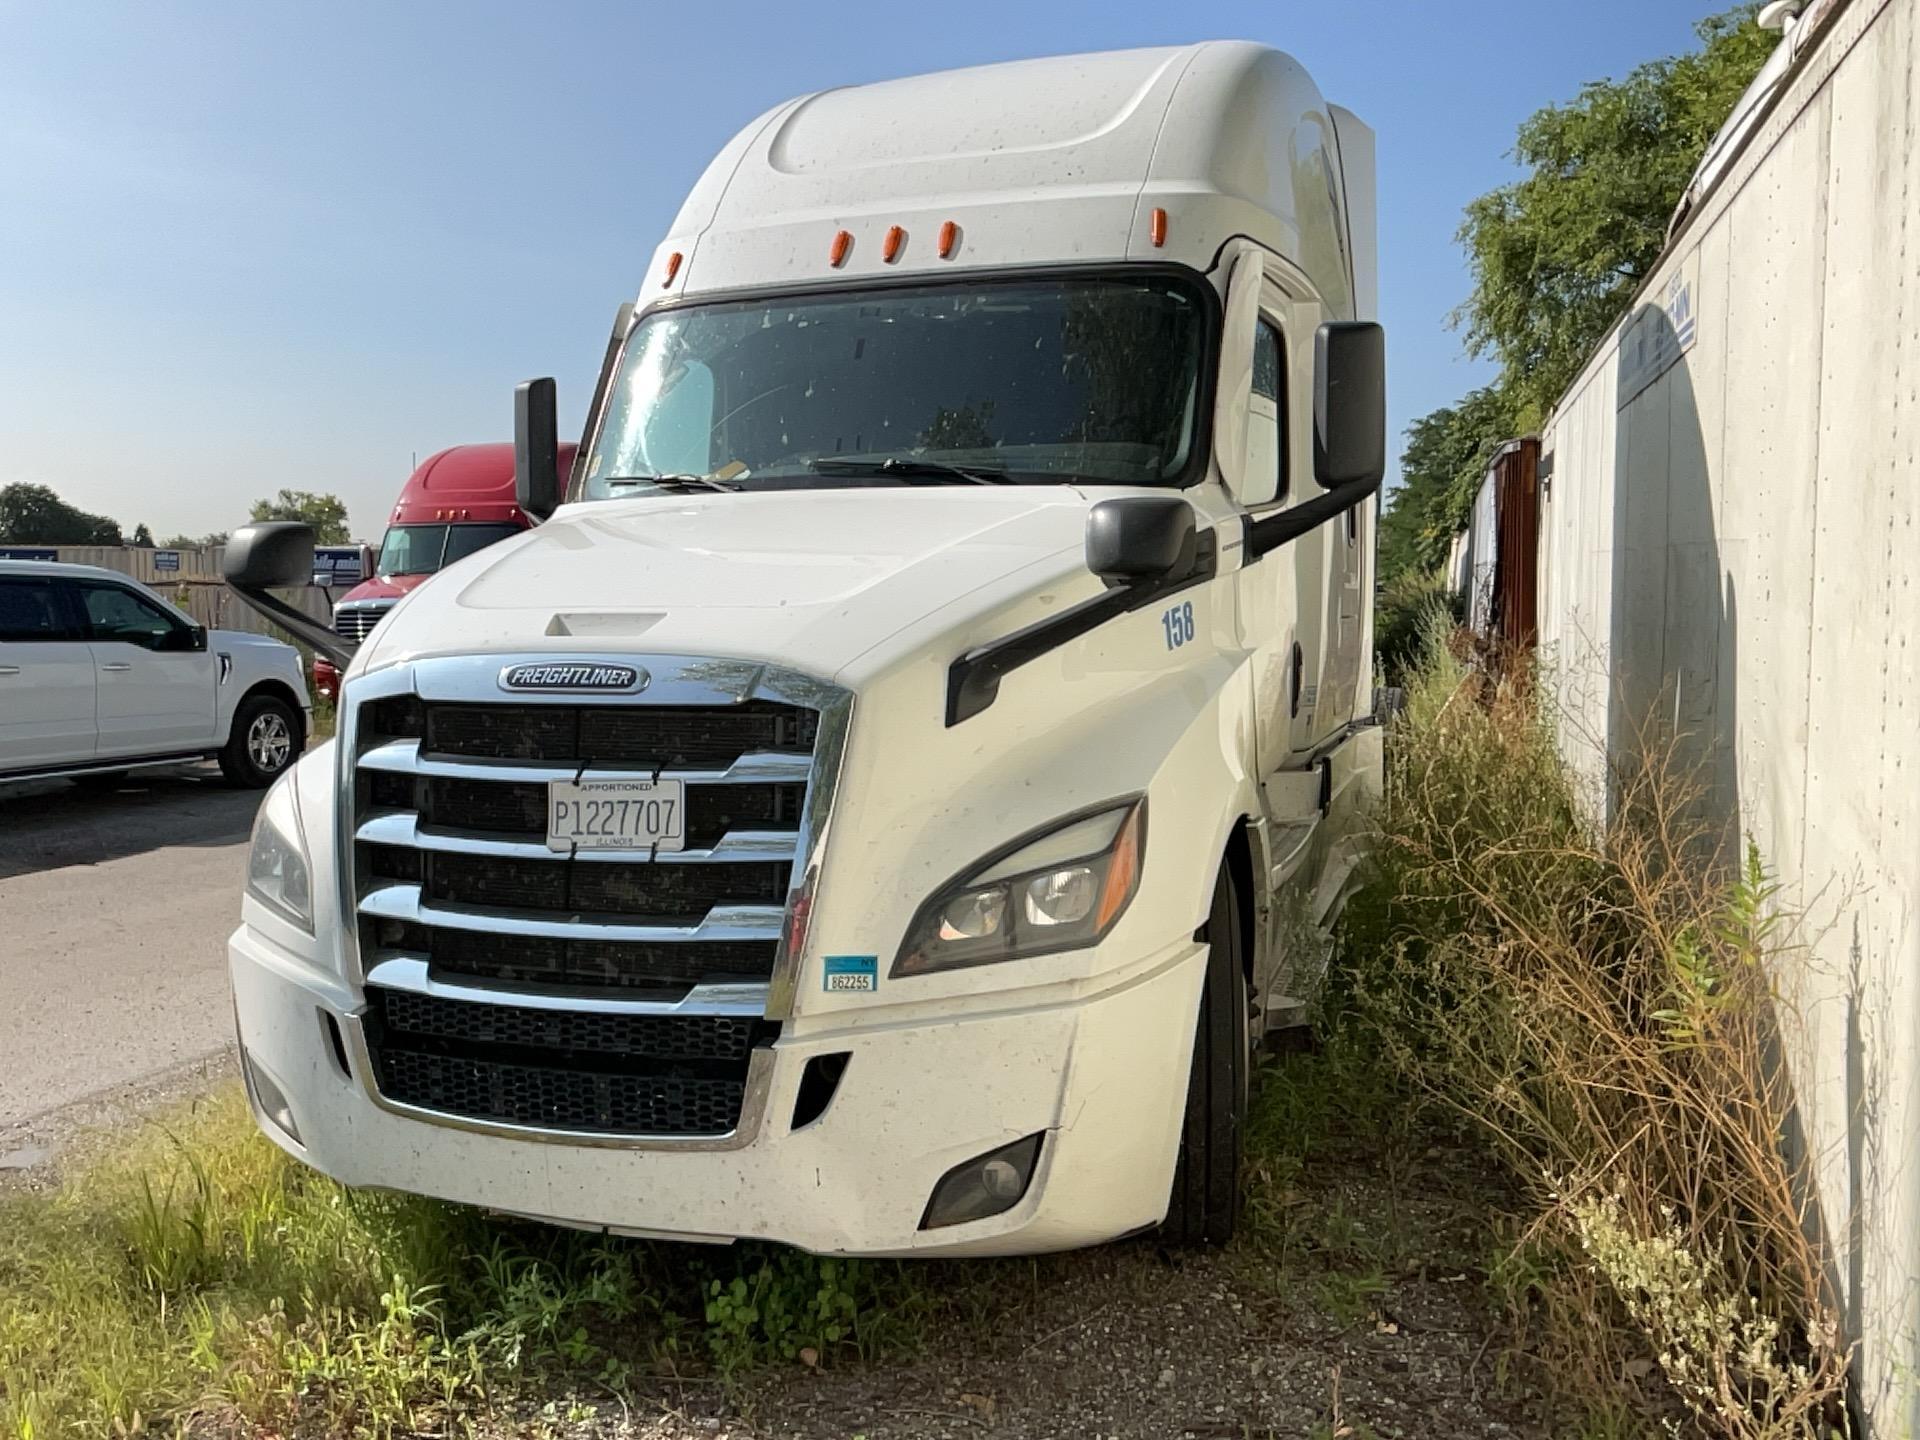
[[1347, 617, 1849, 1437]]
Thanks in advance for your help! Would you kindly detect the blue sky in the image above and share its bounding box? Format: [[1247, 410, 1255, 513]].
[[1, 0, 1733, 540]]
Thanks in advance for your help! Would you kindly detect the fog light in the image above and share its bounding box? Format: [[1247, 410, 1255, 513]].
[[243, 1050, 302, 1147], [920, 1133, 1043, 1230]]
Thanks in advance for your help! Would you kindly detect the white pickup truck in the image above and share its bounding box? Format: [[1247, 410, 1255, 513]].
[[221, 41, 1385, 1255], [0, 561, 309, 789]]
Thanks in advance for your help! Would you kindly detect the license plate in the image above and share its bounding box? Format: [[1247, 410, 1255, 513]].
[[546, 778, 686, 853]]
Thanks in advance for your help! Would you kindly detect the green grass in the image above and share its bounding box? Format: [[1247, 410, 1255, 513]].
[[0, 1089, 943, 1437]]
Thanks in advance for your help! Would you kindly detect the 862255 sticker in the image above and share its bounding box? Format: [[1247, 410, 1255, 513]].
[[822, 955, 879, 993]]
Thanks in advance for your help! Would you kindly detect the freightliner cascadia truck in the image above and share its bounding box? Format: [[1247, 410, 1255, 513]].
[[219, 42, 1387, 1254]]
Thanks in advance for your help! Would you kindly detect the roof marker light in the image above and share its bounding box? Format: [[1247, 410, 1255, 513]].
[[938, 221, 959, 259], [662, 250, 683, 287], [829, 230, 852, 268], [883, 225, 905, 263], [1150, 208, 1168, 248]]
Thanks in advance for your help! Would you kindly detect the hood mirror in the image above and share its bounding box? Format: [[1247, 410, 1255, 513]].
[[221, 522, 356, 668], [515, 377, 561, 520], [1086, 496, 1197, 584]]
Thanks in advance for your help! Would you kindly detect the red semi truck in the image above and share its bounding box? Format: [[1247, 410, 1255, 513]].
[[314, 442, 575, 698]]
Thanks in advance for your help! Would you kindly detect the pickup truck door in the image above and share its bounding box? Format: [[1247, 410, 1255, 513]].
[[0, 575, 97, 771], [68, 578, 216, 757]]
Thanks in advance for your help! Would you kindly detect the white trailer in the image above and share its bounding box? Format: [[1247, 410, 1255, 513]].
[[219, 43, 1386, 1256], [1533, 0, 1920, 1427]]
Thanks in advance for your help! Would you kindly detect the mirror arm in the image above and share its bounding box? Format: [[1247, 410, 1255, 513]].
[[225, 583, 358, 670], [945, 529, 1218, 726], [1244, 473, 1380, 561]]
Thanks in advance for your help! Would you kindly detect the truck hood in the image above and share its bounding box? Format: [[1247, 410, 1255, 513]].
[[357, 488, 1097, 684], [336, 574, 427, 606]]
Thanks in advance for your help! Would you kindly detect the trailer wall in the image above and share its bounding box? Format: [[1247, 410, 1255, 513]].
[[1534, 0, 1920, 1426]]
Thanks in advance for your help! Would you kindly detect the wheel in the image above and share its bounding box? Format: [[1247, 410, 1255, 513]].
[[219, 693, 303, 788], [69, 771, 130, 791], [1161, 859, 1251, 1247]]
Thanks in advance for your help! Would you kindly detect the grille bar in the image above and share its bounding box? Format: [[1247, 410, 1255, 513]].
[[374, 935, 778, 995], [356, 811, 803, 866], [360, 883, 786, 944], [359, 738, 813, 787]]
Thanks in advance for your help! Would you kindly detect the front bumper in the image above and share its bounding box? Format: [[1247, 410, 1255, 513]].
[[229, 924, 1207, 1256]]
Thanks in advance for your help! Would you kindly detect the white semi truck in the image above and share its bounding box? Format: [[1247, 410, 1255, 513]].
[[220, 42, 1386, 1255]]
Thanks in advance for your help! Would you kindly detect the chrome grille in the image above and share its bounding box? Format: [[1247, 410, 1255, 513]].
[[340, 654, 850, 1144], [335, 601, 394, 644]]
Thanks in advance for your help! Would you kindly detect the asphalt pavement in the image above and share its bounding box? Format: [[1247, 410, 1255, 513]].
[[0, 765, 260, 1143]]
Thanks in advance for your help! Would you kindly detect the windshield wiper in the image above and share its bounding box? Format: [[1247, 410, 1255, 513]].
[[603, 473, 743, 494], [808, 457, 1011, 485]]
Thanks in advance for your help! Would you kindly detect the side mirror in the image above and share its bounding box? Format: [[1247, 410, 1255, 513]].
[[515, 377, 561, 521], [221, 522, 356, 668], [1086, 496, 1197, 583], [1313, 321, 1386, 489], [223, 522, 317, 590]]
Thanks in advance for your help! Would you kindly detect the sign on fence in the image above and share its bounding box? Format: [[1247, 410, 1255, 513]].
[[0, 547, 58, 561], [153, 550, 180, 573]]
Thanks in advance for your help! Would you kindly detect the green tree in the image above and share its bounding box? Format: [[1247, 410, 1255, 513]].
[[0, 483, 124, 545], [249, 489, 350, 544], [1454, 4, 1775, 420], [130, 523, 154, 547], [1378, 386, 1520, 583], [161, 531, 228, 549]]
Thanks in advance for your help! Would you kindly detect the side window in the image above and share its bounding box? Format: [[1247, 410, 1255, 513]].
[[1244, 320, 1287, 507], [78, 583, 186, 651], [1252, 321, 1283, 405], [0, 579, 70, 642]]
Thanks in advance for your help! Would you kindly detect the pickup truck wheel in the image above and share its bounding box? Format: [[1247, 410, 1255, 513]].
[[1162, 860, 1250, 1247], [219, 694, 302, 788]]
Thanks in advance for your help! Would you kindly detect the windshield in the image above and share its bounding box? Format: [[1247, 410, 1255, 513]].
[[577, 274, 1208, 498], [377, 522, 520, 577]]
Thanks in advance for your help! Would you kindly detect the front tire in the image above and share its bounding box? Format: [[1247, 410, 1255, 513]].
[[219, 693, 302, 788], [1161, 859, 1251, 1247]]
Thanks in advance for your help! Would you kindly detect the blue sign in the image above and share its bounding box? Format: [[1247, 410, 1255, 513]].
[[0, 547, 57, 562], [312, 547, 365, 584], [153, 550, 180, 572]]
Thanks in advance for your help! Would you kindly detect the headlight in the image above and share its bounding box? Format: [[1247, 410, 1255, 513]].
[[247, 784, 313, 933], [893, 799, 1144, 976]]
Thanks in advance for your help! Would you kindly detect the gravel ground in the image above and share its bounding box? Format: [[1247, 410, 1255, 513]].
[[480, 1130, 1559, 1440]]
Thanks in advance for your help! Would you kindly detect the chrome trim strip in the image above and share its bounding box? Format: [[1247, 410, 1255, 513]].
[[765, 684, 852, 1019], [355, 811, 802, 865], [358, 881, 787, 943], [0, 750, 212, 785], [362, 955, 770, 1016], [339, 1008, 777, 1152], [358, 738, 813, 787]]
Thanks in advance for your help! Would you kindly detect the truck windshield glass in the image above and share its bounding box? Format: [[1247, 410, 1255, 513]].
[[577, 275, 1206, 497], [378, 523, 520, 577]]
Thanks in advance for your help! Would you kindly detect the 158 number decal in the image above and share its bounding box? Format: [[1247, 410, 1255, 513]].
[[1160, 600, 1196, 650]]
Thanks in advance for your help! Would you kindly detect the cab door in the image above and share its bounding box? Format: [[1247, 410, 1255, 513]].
[[1230, 266, 1339, 776], [70, 578, 216, 757], [0, 575, 96, 771]]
